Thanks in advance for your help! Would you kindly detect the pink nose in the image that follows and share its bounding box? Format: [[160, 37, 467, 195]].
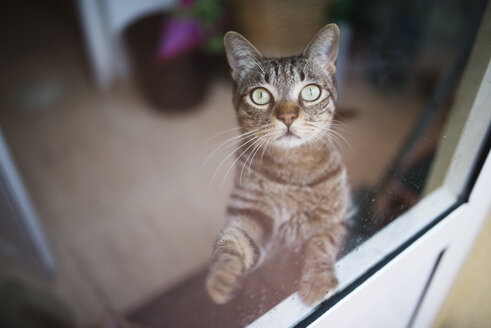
[[277, 112, 297, 127]]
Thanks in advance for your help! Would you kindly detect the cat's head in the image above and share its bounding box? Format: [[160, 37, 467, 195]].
[[224, 24, 339, 149]]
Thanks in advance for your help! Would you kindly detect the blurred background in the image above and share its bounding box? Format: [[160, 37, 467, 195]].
[[0, 0, 489, 327]]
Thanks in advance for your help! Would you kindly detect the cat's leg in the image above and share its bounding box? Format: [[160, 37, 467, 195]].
[[299, 222, 347, 305], [206, 207, 274, 304]]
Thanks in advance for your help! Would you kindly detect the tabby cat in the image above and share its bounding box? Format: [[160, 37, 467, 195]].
[[205, 24, 350, 306]]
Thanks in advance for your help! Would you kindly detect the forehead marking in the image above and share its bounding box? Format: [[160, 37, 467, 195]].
[[272, 60, 279, 77]]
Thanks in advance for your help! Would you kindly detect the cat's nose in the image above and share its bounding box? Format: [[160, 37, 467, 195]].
[[277, 112, 298, 127]]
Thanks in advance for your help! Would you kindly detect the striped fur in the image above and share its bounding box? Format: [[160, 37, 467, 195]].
[[206, 24, 349, 305]]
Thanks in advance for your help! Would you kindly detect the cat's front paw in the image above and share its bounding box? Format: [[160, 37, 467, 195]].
[[299, 268, 338, 305], [206, 253, 244, 304]]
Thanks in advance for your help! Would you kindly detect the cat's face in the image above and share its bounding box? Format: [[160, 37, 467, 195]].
[[225, 24, 340, 149]]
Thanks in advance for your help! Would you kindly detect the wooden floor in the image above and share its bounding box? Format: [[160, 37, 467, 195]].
[[0, 2, 427, 326]]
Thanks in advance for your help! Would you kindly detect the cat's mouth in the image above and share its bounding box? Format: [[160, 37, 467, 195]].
[[278, 131, 300, 140]]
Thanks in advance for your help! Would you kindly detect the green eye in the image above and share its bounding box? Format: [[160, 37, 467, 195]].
[[251, 88, 271, 105], [301, 84, 321, 101]]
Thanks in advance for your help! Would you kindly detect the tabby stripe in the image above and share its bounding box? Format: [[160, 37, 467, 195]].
[[231, 185, 260, 197], [326, 79, 337, 102], [259, 168, 290, 185], [320, 94, 333, 109], [326, 88, 334, 101], [236, 227, 261, 268], [233, 185, 266, 200], [209, 279, 229, 294], [227, 207, 274, 240], [224, 249, 243, 259], [312, 261, 334, 274], [272, 60, 279, 76], [229, 193, 263, 206], [324, 233, 336, 246], [307, 165, 343, 187], [214, 239, 243, 257]]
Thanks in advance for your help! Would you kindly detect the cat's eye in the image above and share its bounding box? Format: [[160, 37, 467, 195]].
[[251, 88, 271, 105], [301, 84, 321, 102]]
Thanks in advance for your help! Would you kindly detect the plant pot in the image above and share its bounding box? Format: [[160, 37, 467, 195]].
[[124, 13, 210, 111]]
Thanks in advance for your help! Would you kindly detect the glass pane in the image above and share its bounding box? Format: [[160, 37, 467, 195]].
[[0, 1, 488, 327]]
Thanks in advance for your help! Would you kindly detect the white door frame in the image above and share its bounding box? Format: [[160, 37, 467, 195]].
[[0, 128, 55, 277]]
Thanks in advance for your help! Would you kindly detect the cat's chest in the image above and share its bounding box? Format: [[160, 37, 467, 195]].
[[267, 180, 347, 244], [272, 185, 324, 223]]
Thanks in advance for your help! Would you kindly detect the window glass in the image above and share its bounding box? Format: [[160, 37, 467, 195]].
[[0, 0, 488, 327]]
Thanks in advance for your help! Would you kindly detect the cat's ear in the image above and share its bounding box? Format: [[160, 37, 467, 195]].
[[224, 32, 263, 80], [303, 24, 340, 75]]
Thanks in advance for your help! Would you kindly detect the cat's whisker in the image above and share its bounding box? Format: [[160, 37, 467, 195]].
[[247, 134, 271, 178], [208, 136, 259, 189], [239, 137, 263, 184], [221, 136, 265, 188], [203, 128, 261, 166], [307, 120, 352, 152], [330, 119, 348, 130], [309, 137, 323, 151], [330, 125, 348, 135], [329, 124, 349, 137], [259, 136, 272, 160], [327, 128, 353, 152], [317, 132, 340, 152], [313, 140, 323, 151], [326, 133, 345, 153], [239, 135, 267, 184], [204, 134, 255, 166], [260, 134, 276, 159], [203, 127, 244, 145], [311, 134, 325, 150], [240, 134, 269, 184]]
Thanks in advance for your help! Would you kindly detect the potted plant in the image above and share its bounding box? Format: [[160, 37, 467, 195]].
[[125, 0, 227, 111]]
